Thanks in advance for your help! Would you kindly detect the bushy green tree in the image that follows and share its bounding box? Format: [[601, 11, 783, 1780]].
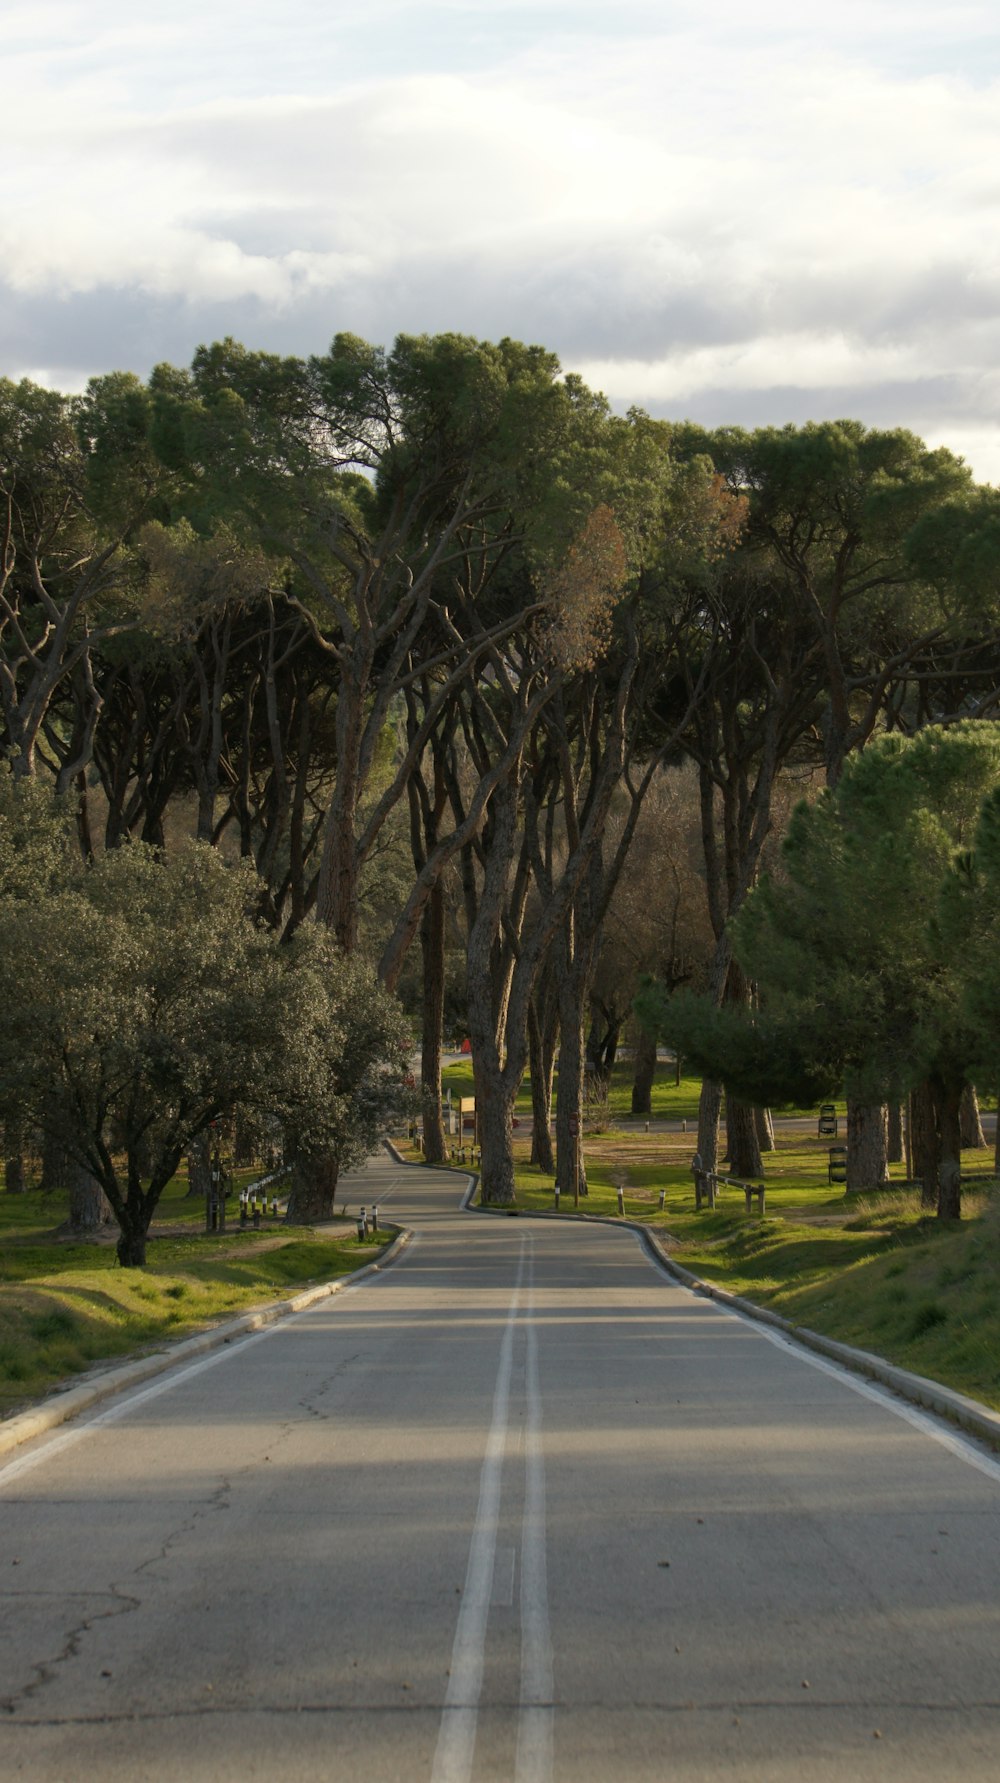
[[645, 724, 1000, 1214], [0, 776, 408, 1262]]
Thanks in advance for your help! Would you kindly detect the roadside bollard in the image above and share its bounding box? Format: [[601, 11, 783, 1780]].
[[360, 1206, 369, 1237], [271, 1197, 278, 1218], [371, 1206, 379, 1233], [356, 1214, 366, 1242], [252, 1202, 261, 1229], [616, 1185, 625, 1216], [554, 1185, 560, 1211], [239, 1197, 247, 1227], [658, 1188, 666, 1211]]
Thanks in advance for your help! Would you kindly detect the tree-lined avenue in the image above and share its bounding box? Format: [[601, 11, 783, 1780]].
[[2, 1154, 1000, 1781]]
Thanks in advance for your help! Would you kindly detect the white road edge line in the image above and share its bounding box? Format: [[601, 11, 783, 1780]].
[[634, 1231, 1000, 1488], [516, 1245, 554, 1783], [431, 1236, 527, 1783], [754, 1319, 1000, 1487], [0, 1324, 280, 1489], [0, 1239, 413, 1492]]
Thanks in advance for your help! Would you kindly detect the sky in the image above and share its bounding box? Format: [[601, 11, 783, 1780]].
[[4, 0, 1000, 481]]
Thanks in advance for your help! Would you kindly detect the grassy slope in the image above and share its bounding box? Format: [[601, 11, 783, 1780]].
[[0, 1169, 390, 1418]]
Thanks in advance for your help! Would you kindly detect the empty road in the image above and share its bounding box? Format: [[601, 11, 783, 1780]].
[[2, 1152, 999, 1780]]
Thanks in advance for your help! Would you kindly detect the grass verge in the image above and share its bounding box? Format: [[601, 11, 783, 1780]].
[[0, 1171, 391, 1419]]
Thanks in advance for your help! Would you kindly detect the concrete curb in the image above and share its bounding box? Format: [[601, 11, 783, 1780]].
[[468, 1193, 1000, 1455], [0, 1226, 412, 1463]]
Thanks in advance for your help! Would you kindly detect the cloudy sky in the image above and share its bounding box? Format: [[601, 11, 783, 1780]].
[[4, 1, 1000, 479]]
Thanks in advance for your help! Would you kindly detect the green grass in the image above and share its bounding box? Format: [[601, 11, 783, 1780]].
[[677, 1186, 1000, 1409], [0, 1174, 392, 1419], [443, 1057, 846, 1126]]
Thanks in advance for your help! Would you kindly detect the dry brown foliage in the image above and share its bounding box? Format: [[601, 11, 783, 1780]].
[[544, 504, 628, 669]]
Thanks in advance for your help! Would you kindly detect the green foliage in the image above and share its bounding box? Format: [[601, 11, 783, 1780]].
[[640, 724, 1000, 1108], [943, 784, 1000, 1081], [0, 778, 409, 1260], [638, 985, 842, 1108]]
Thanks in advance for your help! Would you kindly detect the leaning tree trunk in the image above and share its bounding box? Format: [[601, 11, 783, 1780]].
[[285, 1150, 340, 1224], [727, 1097, 763, 1178], [845, 1100, 889, 1193], [960, 1083, 987, 1150], [696, 1078, 723, 1176], [754, 1106, 775, 1153], [931, 1073, 963, 1221], [887, 1103, 904, 1165], [631, 1026, 657, 1116], [527, 997, 556, 1174], [420, 880, 447, 1165], [910, 1081, 940, 1209]]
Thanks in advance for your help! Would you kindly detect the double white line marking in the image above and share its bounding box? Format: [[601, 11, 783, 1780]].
[[431, 1235, 553, 1783]]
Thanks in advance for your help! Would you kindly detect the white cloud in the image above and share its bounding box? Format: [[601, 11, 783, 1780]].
[[1, 3, 999, 480]]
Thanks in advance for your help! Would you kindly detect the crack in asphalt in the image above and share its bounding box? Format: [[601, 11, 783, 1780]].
[[131, 1477, 233, 1583], [5, 1694, 1000, 1726], [297, 1354, 363, 1421], [0, 1586, 140, 1717], [2, 1478, 236, 1716]]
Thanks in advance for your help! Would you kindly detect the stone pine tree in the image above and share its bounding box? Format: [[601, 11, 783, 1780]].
[[651, 724, 1000, 1214]]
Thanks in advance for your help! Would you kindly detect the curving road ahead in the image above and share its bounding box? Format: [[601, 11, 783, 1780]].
[[2, 1151, 1000, 1781]]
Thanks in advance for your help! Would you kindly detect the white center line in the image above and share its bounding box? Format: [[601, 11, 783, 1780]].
[[431, 1237, 527, 1783], [516, 1248, 554, 1783]]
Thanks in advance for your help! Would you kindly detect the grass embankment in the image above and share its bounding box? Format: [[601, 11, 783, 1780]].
[[422, 1067, 1000, 1412], [0, 1169, 391, 1419]]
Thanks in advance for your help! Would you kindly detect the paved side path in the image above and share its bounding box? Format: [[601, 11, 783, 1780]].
[[2, 1151, 1000, 1781]]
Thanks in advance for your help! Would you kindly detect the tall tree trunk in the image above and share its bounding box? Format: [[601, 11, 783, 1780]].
[[697, 1078, 723, 1175], [846, 1100, 888, 1192], [931, 1073, 963, 1220], [727, 1097, 763, 1178], [474, 1068, 517, 1206], [187, 1129, 211, 1200], [316, 659, 368, 952], [910, 1081, 939, 1209], [285, 1150, 340, 1225], [232, 1117, 255, 1167], [4, 1120, 27, 1193], [527, 997, 556, 1174], [555, 969, 588, 1199], [420, 880, 447, 1165], [66, 1159, 113, 1234], [887, 1103, 904, 1165], [754, 1106, 775, 1153], [631, 1026, 657, 1116], [40, 1127, 71, 1194], [960, 1083, 987, 1150]]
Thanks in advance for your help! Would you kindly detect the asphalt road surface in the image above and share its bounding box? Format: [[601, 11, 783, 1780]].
[[3, 1152, 1000, 1781]]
